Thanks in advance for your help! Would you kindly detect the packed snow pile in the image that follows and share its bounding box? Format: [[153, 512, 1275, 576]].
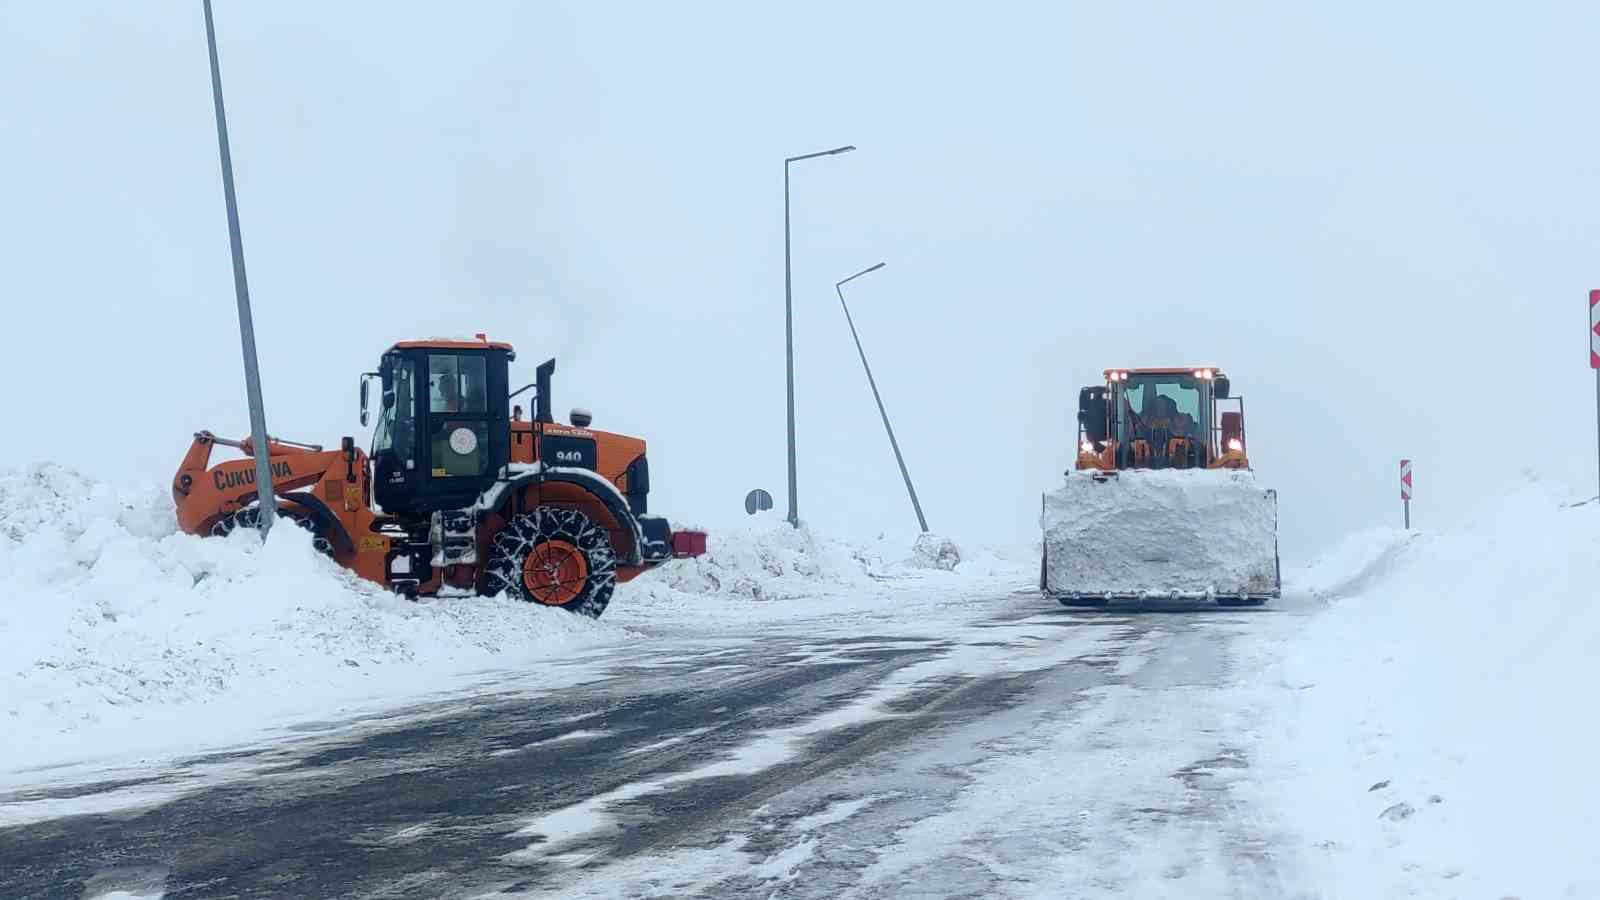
[[1252, 479, 1600, 898], [910, 532, 961, 570], [0, 464, 622, 772], [620, 513, 888, 604], [612, 514, 1027, 626], [1041, 469, 1278, 598]]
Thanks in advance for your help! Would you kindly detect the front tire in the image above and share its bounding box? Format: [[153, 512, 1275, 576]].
[[211, 505, 334, 557], [484, 507, 617, 618]]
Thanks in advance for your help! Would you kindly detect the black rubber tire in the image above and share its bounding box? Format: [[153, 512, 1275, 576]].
[[1218, 598, 1268, 607], [483, 506, 617, 619], [210, 505, 334, 556]]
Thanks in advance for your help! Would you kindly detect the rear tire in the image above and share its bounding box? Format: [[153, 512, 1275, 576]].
[[483, 507, 617, 619]]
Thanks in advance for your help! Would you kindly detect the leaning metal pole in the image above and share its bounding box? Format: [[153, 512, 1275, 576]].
[[837, 267, 928, 533], [203, 0, 276, 532]]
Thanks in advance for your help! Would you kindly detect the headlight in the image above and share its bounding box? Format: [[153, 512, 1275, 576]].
[[1227, 438, 1243, 452], [1080, 441, 1094, 453]]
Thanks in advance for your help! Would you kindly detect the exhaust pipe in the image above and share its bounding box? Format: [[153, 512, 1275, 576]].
[[535, 358, 556, 424]]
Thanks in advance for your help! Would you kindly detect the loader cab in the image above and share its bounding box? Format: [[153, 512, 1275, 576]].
[[1092, 368, 1223, 469], [368, 339, 514, 517]]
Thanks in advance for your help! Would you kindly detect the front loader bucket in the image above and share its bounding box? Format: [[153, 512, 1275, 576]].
[[1041, 469, 1280, 602]]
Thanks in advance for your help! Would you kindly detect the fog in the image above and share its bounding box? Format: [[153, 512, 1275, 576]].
[[4, 2, 1598, 561]]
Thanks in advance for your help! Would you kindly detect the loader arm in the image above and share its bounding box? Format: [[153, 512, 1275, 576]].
[[173, 432, 356, 536]]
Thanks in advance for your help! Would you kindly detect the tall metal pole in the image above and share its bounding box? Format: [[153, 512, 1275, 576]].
[[784, 163, 796, 528], [204, 0, 276, 532], [783, 144, 855, 528], [837, 263, 928, 533]]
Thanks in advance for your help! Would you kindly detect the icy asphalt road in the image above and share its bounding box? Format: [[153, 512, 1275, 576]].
[[0, 590, 1301, 899]]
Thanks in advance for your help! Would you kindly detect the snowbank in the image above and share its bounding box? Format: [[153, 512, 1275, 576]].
[[0, 464, 623, 774], [1041, 469, 1279, 598], [611, 512, 1030, 629], [625, 512, 889, 603], [1288, 523, 1412, 598], [1253, 480, 1600, 897], [1, 465, 1030, 777]]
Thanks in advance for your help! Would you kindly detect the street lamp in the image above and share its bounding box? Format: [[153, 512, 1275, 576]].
[[203, 0, 277, 535], [784, 144, 855, 528], [836, 262, 929, 533]]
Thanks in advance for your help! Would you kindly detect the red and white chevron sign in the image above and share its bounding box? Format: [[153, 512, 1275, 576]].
[[1400, 459, 1413, 501], [1591, 290, 1600, 369]]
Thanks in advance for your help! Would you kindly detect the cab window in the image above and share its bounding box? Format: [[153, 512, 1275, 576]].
[[1118, 374, 1201, 439], [429, 355, 487, 414], [1154, 382, 1200, 421], [372, 356, 416, 459]]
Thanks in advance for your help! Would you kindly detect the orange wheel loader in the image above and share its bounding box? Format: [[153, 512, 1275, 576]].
[[173, 336, 705, 618], [1040, 366, 1280, 608]]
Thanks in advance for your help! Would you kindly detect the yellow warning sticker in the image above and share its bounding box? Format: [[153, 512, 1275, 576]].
[[359, 536, 388, 552]]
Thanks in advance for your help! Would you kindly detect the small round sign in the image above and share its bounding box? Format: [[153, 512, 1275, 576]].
[[449, 427, 478, 456], [744, 488, 774, 516]]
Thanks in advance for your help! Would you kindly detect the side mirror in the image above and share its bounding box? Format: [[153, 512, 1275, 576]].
[[1220, 411, 1243, 448], [1214, 376, 1231, 400], [1078, 386, 1109, 444], [359, 376, 370, 427]]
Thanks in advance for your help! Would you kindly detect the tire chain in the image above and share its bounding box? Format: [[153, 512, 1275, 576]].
[[210, 505, 334, 557], [483, 506, 617, 618]]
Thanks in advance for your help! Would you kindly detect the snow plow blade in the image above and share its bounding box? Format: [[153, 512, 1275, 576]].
[[1041, 469, 1280, 602]]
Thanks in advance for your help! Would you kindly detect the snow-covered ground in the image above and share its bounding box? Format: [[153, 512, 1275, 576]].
[[9, 459, 1596, 898], [0, 463, 1028, 783], [1243, 478, 1600, 898]]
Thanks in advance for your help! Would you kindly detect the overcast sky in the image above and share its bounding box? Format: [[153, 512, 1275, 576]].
[[4, 2, 1599, 560]]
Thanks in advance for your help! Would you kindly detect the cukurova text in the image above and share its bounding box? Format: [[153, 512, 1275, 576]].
[[213, 461, 293, 491]]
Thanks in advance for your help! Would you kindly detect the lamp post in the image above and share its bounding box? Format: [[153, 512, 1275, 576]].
[[784, 144, 855, 528], [836, 262, 929, 533], [203, 0, 277, 534]]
